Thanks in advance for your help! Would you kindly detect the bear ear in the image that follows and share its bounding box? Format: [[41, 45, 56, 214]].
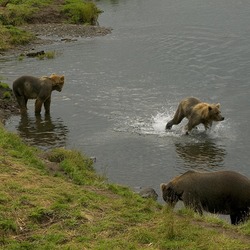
[[49, 74, 56, 81], [160, 183, 167, 191], [208, 106, 213, 111], [60, 75, 65, 81], [216, 103, 220, 108]]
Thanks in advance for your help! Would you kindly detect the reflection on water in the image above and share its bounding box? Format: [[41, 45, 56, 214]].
[[17, 113, 69, 150], [175, 137, 226, 171]]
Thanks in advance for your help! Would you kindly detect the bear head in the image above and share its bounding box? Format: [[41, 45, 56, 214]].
[[160, 182, 180, 207], [49, 73, 65, 92], [207, 103, 224, 122]]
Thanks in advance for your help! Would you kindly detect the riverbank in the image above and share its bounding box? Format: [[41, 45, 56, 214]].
[[1, 125, 250, 249], [0, 0, 111, 55], [21, 23, 112, 38], [0, 23, 112, 57]]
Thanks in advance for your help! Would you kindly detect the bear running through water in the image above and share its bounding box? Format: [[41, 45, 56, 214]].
[[166, 97, 224, 134], [13, 74, 64, 114], [161, 170, 250, 225]]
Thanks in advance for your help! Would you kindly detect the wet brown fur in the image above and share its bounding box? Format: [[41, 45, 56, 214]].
[[161, 170, 250, 225], [13, 74, 64, 114], [166, 97, 224, 134]]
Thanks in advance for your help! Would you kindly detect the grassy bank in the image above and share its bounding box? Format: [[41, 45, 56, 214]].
[[0, 125, 250, 249], [0, 0, 101, 51], [0, 24, 35, 51]]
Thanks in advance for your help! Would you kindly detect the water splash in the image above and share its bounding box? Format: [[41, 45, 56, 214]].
[[115, 110, 180, 137], [115, 109, 234, 142], [151, 112, 169, 134]]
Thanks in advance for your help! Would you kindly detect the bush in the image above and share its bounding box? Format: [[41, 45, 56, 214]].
[[0, 0, 52, 25], [5, 25, 34, 45], [0, 3, 37, 25], [62, 0, 101, 25], [0, 82, 9, 89]]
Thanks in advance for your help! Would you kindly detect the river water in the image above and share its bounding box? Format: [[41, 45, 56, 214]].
[[1, 0, 250, 201]]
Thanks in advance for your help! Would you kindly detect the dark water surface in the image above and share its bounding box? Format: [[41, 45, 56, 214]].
[[1, 0, 250, 201]]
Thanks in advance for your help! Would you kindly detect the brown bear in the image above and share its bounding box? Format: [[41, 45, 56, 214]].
[[13, 74, 64, 114], [161, 170, 250, 225], [166, 97, 224, 134]]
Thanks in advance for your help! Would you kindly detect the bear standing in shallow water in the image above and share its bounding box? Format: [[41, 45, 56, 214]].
[[13, 74, 64, 114], [161, 170, 250, 225], [166, 97, 224, 134]]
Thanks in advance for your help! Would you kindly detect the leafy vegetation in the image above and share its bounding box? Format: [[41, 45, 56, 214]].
[[62, 0, 101, 25], [0, 125, 250, 249], [0, 81, 13, 99], [0, 24, 35, 50], [0, 0, 44, 26], [0, 0, 102, 51], [39, 50, 55, 59]]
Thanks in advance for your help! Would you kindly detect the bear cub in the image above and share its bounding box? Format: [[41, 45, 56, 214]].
[[166, 97, 224, 134]]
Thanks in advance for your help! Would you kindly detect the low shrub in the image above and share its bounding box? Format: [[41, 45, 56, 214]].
[[0, 0, 53, 25], [6, 25, 34, 45], [0, 3, 37, 25], [62, 0, 101, 25]]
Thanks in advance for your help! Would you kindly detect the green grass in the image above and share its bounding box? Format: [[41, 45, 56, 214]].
[[0, 124, 249, 249], [0, 24, 34, 50], [0, 82, 9, 89], [0, 81, 13, 99], [0, 0, 52, 25], [0, 0, 101, 26], [0, 0, 102, 51], [62, 0, 101, 25], [38, 51, 56, 59], [0, 3, 37, 26]]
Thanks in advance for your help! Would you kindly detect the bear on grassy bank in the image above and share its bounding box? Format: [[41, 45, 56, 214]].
[[166, 97, 224, 134], [13, 74, 64, 114], [161, 170, 250, 225]]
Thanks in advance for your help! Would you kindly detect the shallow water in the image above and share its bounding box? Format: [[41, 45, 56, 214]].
[[1, 0, 250, 202]]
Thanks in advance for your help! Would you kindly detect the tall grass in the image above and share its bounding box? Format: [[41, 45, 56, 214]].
[[0, 0, 101, 26], [62, 0, 101, 25], [0, 24, 34, 50], [0, 0, 102, 50], [0, 0, 52, 25], [0, 3, 36, 25]]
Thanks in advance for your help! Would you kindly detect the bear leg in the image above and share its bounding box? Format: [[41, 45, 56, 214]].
[[166, 106, 185, 130], [44, 97, 51, 114], [35, 98, 43, 114], [16, 96, 27, 110], [185, 117, 200, 134], [166, 120, 174, 130]]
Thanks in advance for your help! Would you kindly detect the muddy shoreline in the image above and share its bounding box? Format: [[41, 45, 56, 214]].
[[1, 23, 112, 57], [22, 23, 112, 38]]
